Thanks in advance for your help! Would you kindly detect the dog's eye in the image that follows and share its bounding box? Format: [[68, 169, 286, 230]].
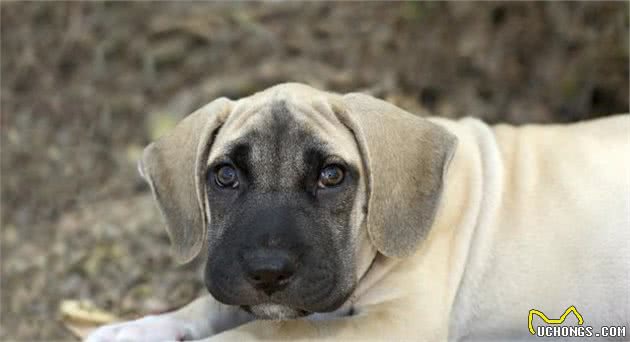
[[215, 165, 239, 188], [318, 164, 345, 188]]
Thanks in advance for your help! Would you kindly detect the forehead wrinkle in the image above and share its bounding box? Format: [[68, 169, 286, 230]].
[[272, 102, 312, 190], [286, 100, 340, 135], [246, 104, 324, 192], [208, 100, 272, 163], [223, 100, 266, 133], [256, 100, 357, 167]]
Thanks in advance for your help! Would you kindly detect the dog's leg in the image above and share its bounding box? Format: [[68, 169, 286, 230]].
[[85, 295, 253, 342], [195, 300, 436, 342]]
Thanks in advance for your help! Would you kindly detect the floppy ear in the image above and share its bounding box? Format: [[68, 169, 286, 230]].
[[138, 98, 233, 263], [333, 93, 457, 258]]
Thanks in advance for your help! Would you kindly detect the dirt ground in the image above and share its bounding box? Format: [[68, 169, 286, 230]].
[[1, 2, 628, 341]]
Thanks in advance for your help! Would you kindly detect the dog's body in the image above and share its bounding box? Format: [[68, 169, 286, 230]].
[[88, 84, 629, 341]]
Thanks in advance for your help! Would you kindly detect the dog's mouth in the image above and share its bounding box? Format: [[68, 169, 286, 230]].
[[241, 304, 310, 320], [237, 280, 355, 320]]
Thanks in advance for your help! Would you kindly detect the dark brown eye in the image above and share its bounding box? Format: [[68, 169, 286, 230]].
[[215, 165, 238, 188], [318, 164, 345, 188]]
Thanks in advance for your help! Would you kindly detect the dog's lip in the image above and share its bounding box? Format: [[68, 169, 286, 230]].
[[240, 305, 311, 317], [218, 275, 350, 314]]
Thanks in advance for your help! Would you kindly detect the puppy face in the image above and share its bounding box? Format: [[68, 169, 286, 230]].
[[203, 100, 369, 319], [140, 83, 456, 319]]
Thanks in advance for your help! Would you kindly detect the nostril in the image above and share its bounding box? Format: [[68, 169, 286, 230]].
[[243, 252, 296, 293], [247, 268, 294, 285]]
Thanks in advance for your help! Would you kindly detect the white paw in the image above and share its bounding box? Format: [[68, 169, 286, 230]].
[[85, 315, 194, 342]]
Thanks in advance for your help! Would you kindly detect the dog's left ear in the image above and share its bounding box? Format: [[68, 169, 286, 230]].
[[332, 93, 457, 258], [138, 98, 233, 263]]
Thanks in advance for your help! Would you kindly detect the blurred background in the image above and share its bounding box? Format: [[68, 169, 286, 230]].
[[1, 2, 628, 340]]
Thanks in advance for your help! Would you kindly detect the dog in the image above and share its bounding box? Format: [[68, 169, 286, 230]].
[[87, 83, 629, 341]]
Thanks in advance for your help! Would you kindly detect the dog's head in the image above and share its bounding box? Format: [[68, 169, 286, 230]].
[[139, 83, 457, 319]]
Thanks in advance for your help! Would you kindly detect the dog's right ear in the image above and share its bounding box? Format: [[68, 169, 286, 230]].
[[138, 98, 233, 264]]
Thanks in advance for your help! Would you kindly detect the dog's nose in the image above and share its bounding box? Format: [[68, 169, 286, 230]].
[[243, 250, 296, 294]]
